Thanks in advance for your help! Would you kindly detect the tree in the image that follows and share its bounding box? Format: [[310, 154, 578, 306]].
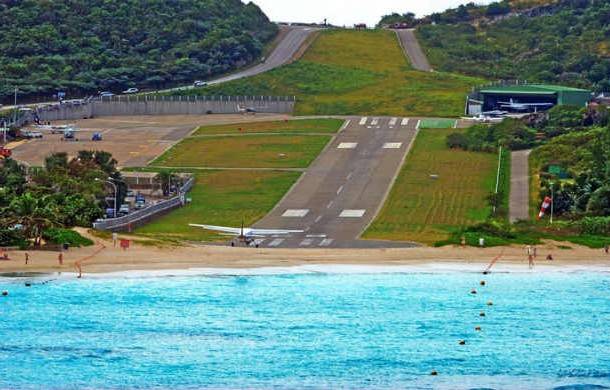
[[2, 193, 59, 246]]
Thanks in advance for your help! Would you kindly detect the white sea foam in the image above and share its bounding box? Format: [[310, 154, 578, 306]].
[[20, 261, 608, 280]]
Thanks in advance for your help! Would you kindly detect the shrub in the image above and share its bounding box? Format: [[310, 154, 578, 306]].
[[43, 228, 94, 247], [578, 216, 610, 235]]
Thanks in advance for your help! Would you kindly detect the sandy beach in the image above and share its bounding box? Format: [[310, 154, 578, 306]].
[[0, 229, 608, 276]]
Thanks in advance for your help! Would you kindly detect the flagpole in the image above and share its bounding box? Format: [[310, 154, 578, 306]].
[[550, 181, 554, 224]]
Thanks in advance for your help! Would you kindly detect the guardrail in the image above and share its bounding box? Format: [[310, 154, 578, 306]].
[[92, 176, 195, 232]]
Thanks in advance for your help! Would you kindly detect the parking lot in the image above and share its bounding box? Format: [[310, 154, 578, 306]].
[[9, 114, 288, 167]]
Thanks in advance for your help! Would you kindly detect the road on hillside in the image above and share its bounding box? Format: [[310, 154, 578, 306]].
[[207, 26, 317, 86], [252, 116, 421, 249], [509, 149, 531, 222], [394, 29, 433, 72]]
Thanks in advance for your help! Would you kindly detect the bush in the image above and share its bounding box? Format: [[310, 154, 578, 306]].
[[446, 132, 468, 149], [0, 229, 28, 249], [578, 216, 610, 235], [43, 228, 94, 247]]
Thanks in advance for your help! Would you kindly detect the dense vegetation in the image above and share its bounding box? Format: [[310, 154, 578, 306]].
[[0, 0, 277, 102], [417, 0, 610, 91], [0, 151, 123, 247], [177, 30, 484, 117]]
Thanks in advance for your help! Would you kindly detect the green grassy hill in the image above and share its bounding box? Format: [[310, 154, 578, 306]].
[[180, 29, 484, 117], [417, 0, 610, 91], [0, 0, 277, 102]]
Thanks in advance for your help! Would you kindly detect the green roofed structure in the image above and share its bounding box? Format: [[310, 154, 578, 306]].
[[466, 83, 592, 115]]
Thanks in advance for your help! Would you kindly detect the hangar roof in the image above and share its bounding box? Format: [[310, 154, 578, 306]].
[[479, 84, 590, 95]]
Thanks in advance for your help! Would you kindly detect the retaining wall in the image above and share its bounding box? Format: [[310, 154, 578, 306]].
[[34, 95, 295, 122]]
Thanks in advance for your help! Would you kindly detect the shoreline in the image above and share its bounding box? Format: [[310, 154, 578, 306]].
[[0, 231, 608, 276]]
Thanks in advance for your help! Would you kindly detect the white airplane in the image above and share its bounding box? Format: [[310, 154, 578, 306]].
[[189, 223, 303, 246], [498, 99, 554, 111], [237, 104, 258, 114], [462, 114, 505, 123]]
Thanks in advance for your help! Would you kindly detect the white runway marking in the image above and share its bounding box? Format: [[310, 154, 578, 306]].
[[336, 186, 344, 195], [346, 172, 353, 180], [339, 209, 366, 218], [327, 201, 334, 209], [314, 215, 323, 223], [359, 117, 368, 125], [383, 142, 403, 149], [389, 117, 398, 126], [401, 118, 410, 126], [307, 234, 327, 238], [337, 142, 358, 149], [300, 239, 313, 247], [319, 238, 334, 247], [268, 238, 284, 247], [416, 120, 421, 130], [252, 239, 265, 246], [371, 118, 379, 126], [282, 209, 309, 217], [339, 120, 351, 132], [453, 120, 458, 128]]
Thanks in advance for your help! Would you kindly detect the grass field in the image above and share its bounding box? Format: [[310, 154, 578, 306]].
[[136, 170, 300, 242], [419, 118, 457, 129], [193, 118, 343, 136], [178, 30, 485, 117], [151, 134, 331, 168], [363, 128, 499, 245]]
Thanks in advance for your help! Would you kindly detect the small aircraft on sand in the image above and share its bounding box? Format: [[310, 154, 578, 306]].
[[189, 222, 303, 247]]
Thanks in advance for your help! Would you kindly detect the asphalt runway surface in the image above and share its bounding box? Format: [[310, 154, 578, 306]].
[[394, 29, 433, 72], [509, 149, 531, 222], [253, 116, 421, 248]]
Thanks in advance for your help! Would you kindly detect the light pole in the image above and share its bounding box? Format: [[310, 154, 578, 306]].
[[550, 181, 554, 225], [96, 178, 118, 218]]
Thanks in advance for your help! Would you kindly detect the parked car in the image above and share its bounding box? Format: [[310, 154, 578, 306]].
[[193, 80, 207, 87], [122, 87, 139, 94], [92, 132, 103, 141], [118, 204, 130, 216], [21, 130, 43, 139], [99, 91, 114, 97]]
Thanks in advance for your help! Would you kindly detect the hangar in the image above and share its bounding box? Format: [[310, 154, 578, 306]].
[[466, 84, 592, 115]]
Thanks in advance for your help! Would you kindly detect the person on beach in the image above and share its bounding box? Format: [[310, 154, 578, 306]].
[[604, 244, 609, 255], [533, 246, 537, 258], [25, 252, 29, 265], [58, 252, 63, 265], [525, 245, 534, 269], [112, 232, 118, 248]]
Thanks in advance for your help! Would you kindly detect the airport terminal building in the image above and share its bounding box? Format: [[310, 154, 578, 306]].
[[466, 83, 592, 115]]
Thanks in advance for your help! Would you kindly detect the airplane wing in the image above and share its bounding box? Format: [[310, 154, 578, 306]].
[[188, 224, 302, 236], [189, 224, 242, 235], [248, 228, 303, 235]]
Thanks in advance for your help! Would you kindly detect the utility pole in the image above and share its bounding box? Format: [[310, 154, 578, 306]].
[[493, 146, 502, 215], [13, 88, 17, 125]]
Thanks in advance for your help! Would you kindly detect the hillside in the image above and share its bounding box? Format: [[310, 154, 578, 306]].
[[416, 0, 610, 91], [179, 29, 484, 117], [0, 0, 277, 102]]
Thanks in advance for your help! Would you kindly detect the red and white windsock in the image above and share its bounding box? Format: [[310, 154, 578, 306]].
[[538, 196, 553, 219]]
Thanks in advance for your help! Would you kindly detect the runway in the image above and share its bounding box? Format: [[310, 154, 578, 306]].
[[394, 29, 433, 72], [253, 116, 420, 248]]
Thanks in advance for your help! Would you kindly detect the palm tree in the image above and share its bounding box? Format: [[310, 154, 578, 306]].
[[155, 170, 177, 196], [2, 193, 59, 246]]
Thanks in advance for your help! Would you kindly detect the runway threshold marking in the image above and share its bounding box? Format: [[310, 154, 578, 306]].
[[307, 234, 327, 238], [416, 120, 421, 130], [371, 118, 379, 126], [401, 118, 410, 126], [282, 209, 309, 217], [339, 120, 351, 132], [314, 215, 323, 223], [383, 142, 403, 149], [346, 172, 353, 180], [389, 117, 398, 126], [268, 238, 284, 247], [327, 201, 334, 209], [336, 186, 344, 195], [339, 209, 366, 218], [300, 239, 313, 247], [337, 142, 358, 149], [359, 117, 368, 125], [319, 239, 334, 247]]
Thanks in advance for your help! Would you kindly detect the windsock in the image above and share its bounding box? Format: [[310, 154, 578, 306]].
[[538, 196, 552, 219]]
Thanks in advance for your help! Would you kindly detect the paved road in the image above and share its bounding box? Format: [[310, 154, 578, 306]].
[[252, 116, 420, 248], [207, 26, 317, 86], [509, 149, 531, 222], [394, 29, 432, 72]]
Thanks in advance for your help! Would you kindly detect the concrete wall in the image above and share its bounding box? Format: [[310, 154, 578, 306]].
[[34, 95, 295, 122]]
